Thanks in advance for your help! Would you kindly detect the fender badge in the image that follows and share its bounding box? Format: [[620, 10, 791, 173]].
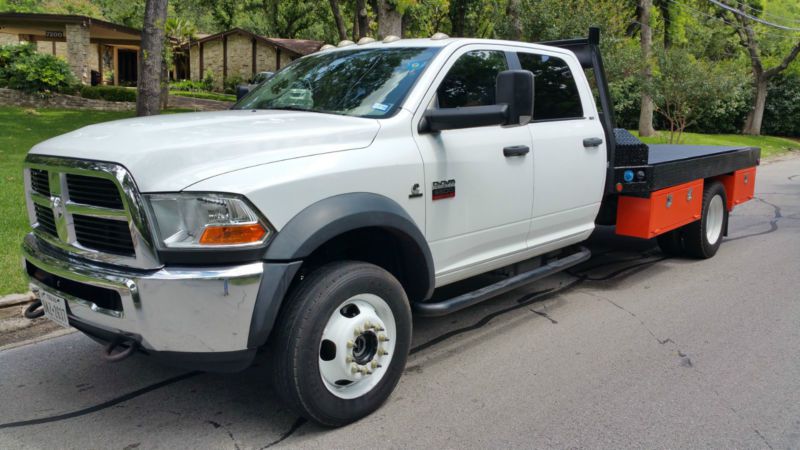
[[432, 179, 455, 200], [409, 183, 423, 199]]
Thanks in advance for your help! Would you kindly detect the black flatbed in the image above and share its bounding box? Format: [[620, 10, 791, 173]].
[[614, 144, 760, 196]]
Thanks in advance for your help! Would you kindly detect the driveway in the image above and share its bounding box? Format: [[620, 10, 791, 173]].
[[1, 155, 799, 449]]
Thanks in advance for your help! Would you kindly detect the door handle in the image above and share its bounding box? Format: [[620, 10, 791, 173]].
[[583, 137, 603, 147], [503, 145, 530, 157]]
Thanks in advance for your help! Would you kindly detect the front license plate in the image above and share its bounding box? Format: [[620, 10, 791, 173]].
[[40, 290, 70, 328]]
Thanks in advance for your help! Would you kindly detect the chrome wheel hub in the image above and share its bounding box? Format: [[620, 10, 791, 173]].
[[319, 294, 396, 399], [706, 194, 724, 245]]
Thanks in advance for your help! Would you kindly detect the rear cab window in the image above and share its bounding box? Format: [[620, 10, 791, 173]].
[[516, 52, 583, 121]]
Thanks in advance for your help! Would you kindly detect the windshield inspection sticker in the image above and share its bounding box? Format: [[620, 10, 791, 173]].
[[372, 103, 390, 111]]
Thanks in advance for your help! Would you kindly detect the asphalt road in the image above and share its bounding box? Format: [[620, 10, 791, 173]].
[[1, 155, 799, 449]]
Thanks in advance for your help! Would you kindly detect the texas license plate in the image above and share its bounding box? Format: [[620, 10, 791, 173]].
[[40, 290, 70, 328]]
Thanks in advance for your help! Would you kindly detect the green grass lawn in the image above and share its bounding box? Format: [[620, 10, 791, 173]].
[[632, 130, 799, 158], [0, 106, 797, 296], [170, 90, 236, 103], [0, 106, 189, 295]]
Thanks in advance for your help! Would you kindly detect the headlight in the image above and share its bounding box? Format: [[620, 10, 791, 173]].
[[145, 193, 271, 248]]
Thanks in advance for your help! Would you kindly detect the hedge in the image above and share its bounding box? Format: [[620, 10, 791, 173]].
[[78, 85, 136, 102]]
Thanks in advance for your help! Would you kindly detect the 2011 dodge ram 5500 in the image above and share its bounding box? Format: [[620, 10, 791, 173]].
[[21, 29, 759, 426]]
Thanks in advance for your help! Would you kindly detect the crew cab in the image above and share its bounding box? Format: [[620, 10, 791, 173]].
[[21, 29, 759, 426]]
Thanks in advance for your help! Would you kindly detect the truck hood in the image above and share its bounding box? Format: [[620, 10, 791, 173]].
[[29, 110, 380, 192]]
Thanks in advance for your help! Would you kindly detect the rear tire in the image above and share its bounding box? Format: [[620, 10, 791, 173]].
[[683, 181, 728, 259], [270, 261, 412, 427]]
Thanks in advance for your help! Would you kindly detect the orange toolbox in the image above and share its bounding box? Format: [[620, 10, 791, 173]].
[[715, 167, 756, 211], [616, 179, 704, 239]]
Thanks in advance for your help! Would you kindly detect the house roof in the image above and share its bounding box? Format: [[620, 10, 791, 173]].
[[0, 12, 141, 39], [191, 28, 323, 56]]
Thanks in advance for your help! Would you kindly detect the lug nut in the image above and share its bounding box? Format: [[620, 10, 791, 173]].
[[354, 327, 362, 335], [371, 360, 378, 369], [346, 356, 353, 363], [351, 365, 359, 374], [377, 348, 389, 356], [346, 340, 354, 348], [378, 334, 390, 342], [364, 320, 372, 329]]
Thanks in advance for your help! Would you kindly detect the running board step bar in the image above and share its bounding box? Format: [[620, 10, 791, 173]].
[[413, 246, 591, 317]]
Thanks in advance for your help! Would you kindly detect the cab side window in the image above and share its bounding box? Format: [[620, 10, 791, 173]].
[[437, 50, 508, 109], [517, 52, 583, 121]]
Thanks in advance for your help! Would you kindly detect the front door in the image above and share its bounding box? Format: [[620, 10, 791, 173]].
[[117, 49, 138, 86], [413, 47, 534, 284]]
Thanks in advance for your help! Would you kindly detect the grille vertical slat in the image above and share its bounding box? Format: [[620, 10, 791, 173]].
[[66, 174, 124, 209], [34, 203, 57, 236]]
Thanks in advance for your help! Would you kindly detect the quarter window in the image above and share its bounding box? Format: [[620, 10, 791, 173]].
[[517, 52, 583, 121], [437, 50, 508, 109]]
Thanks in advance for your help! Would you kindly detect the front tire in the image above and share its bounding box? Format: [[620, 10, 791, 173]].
[[270, 261, 412, 427]]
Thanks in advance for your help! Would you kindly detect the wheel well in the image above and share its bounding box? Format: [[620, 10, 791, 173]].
[[295, 227, 430, 303]]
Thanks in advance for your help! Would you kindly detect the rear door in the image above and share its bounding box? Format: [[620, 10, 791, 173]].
[[412, 46, 534, 283], [515, 50, 607, 249]]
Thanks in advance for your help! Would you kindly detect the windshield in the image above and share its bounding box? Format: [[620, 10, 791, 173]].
[[234, 47, 440, 118]]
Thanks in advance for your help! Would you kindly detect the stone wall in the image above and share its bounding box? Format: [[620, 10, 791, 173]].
[[190, 45, 200, 80], [65, 24, 90, 84], [203, 40, 224, 89], [279, 50, 292, 69], [0, 88, 134, 111], [226, 34, 253, 82], [256, 41, 278, 74], [0, 32, 17, 45]]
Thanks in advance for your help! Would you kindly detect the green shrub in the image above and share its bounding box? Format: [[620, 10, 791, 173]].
[[169, 79, 210, 92], [78, 85, 136, 102], [0, 43, 76, 94], [223, 74, 245, 94], [762, 74, 800, 137], [202, 70, 215, 91]]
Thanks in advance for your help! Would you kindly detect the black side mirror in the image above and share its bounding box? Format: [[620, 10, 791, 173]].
[[496, 69, 534, 126], [236, 84, 253, 101], [420, 69, 534, 133]]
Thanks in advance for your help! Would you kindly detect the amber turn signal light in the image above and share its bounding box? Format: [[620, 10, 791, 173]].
[[199, 223, 267, 245]]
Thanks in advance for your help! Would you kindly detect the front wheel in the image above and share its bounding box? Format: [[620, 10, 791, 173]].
[[270, 261, 412, 427]]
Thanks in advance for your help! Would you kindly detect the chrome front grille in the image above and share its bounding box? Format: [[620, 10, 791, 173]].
[[24, 155, 161, 270]]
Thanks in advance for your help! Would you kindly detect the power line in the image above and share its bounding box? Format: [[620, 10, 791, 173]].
[[669, 0, 799, 39], [722, 0, 800, 25], [708, 0, 800, 31]]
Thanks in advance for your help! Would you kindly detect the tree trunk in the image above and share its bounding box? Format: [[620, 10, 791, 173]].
[[355, 0, 370, 39], [137, 0, 168, 116], [329, 0, 348, 41], [743, 76, 768, 135], [637, 0, 656, 137], [449, 0, 468, 37], [506, 0, 522, 41], [376, 0, 402, 39]]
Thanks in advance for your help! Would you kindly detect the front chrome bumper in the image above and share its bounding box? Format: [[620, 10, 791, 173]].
[[22, 233, 264, 356]]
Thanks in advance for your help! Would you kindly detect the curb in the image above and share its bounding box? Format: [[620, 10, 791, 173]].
[[0, 292, 34, 309]]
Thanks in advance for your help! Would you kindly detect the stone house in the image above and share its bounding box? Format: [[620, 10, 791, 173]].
[[0, 13, 323, 89], [0, 13, 144, 86], [185, 28, 322, 89]]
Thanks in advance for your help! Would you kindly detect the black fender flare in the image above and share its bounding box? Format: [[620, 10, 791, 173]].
[[248, 193, 434, 348]]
